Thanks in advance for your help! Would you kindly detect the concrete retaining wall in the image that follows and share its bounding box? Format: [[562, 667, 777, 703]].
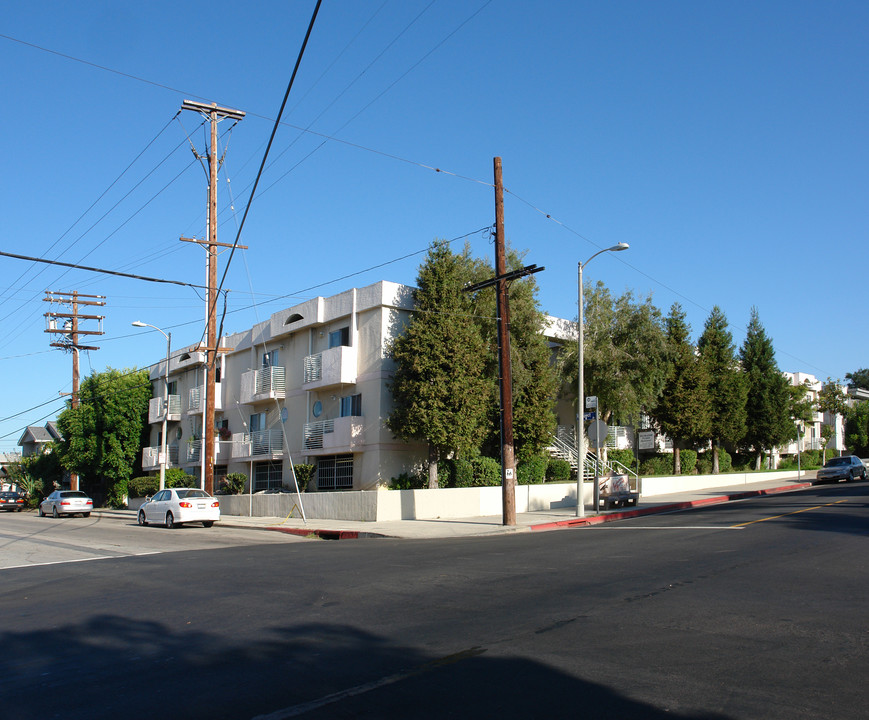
[[152, 470, 805, 522]]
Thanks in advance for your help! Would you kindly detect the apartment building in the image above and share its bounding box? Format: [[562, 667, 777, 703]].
[[141, 281, 425, 492]]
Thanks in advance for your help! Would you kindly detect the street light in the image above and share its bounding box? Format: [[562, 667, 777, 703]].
[[132, 321, 171, 491], [576, 242, 629, 517]]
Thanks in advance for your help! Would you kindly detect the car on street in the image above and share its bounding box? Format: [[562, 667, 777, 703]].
[[814, 455, 867, 484], [137, 488, 220, 529], [39, 490, 93, 518], [0, 491, 25, 512]]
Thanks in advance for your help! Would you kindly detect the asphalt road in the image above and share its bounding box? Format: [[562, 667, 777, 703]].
[[1, 482, 867, 720]]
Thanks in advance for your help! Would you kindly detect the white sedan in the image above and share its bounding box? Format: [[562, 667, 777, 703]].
[[137, 488, 220, 529]]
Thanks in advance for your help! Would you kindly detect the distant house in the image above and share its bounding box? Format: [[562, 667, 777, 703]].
[[18, 422, 62, 458]]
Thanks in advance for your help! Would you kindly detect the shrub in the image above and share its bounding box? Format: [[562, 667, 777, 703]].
[[219, 473, 247, 495], [679, 449, 698, 475], [293, 464, 314, 491], [517, 455, 547, 485], [107, 479, 128, 509], [449, 459, 475, 488], [608, 449, 636, 471], [696, 453, 713, 475], [546, 458, 571, 482], [164, 468, 197, 488], [471, 456, 502, 486], [128, 476, 159, 497], [639, 454, 674, 476], [718, 449, 732, 473], [390, 472, 426, 490]]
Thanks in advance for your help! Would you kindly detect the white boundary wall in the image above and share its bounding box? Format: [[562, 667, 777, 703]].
[[173, 471, 808, 522]]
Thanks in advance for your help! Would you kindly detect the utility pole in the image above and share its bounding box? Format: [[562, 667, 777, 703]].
[[463, 158, 543, 526], [44, 291, 105, 491], [181, 100, 245, 495]]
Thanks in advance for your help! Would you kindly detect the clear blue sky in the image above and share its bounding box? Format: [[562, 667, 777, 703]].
[[1, 1, 866, 451]]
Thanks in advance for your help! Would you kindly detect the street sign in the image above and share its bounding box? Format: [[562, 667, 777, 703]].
[[584, 411, 596, 421], [586, 419, 608, 447], [638, 430, 655, 451], [585, 395, 598, 409]]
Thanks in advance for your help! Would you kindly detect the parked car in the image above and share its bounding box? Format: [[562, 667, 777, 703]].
[[39, 490, 93, 518], [137, 488, 220, 528], [814, 455, 867, 484], [0, 491, 25, 512]]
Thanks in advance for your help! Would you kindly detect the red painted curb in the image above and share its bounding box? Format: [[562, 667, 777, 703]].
[[529, 482, 814, 532]]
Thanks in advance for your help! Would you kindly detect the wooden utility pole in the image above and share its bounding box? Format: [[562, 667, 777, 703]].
[[181, 100, 245, 495], [44, 291, 105, 491], [493, 157, 517, 525], [462, 159, 543, 526]]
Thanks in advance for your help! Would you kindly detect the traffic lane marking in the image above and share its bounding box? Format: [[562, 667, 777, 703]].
[[731, 499, 849, 528], [1, 550, 163, 571], [591, 526, 745, 530]]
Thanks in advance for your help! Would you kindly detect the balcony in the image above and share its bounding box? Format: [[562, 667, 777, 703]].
[[148, 395, 181, 424], [231, 429, 284, 462], [142, 444, 180, 471], [184, 439, 232, 465], [303, 345, 357, 391], [303, 416, 364, 456], [186, 384, 224, 413], [240, 366, 286, 404]]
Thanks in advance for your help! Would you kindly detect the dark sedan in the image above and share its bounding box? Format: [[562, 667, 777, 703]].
[[814, 455, 867, 484], [0, 491, 25, 512]]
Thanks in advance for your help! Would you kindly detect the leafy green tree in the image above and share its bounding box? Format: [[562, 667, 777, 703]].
[[387, 243, 491, 488], [697, 306, 747, 473], [560, 282, 669, 428], [845, 368, 869, 390], [467, 246, 558, 461], [739, 308, 792, 469], [845, 401, 869, 456], [818, 379, 849, 462], [648, 303, 712, 474], [56, 367, 152, 506]]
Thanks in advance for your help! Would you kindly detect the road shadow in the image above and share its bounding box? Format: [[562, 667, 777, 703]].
[[0, 615, 731, 720]]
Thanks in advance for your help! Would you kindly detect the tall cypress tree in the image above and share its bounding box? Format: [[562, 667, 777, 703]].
[[697, 306, 747, 473], [387, 242, 491, 487], [649, 303, 712, 474], [739, 307, 792, 469]]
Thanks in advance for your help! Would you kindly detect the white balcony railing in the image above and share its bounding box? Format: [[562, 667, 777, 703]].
[[142, 444, 180, 470], [230, 429, 285, 460], [148, 395, 181, 424], [303, 416, 364, 453], [187, 384, 224, 413], [184, 439, 232, 464], [302, 345, 357, 391], [240, 366, 286, 404]]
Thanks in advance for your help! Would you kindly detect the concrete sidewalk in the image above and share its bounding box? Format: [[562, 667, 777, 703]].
[[215, 474, 818, 540]]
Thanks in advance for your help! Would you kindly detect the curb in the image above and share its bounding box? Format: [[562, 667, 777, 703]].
[[529, 482, 814, 532]]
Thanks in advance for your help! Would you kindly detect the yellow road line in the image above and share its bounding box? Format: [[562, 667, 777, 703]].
[[732, 499, 849, 527]]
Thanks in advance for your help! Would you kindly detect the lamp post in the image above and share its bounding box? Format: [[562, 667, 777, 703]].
[[576, 242, 629, 517], [132, 321, 171, 491]]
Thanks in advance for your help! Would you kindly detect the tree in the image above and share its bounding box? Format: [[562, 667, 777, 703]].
[[845, 401, 869, 457], [818, 379, 849, 462], [697, 306, 747, 473], [467, 246, 558, 461], [739, 308, 792, 469], [387, 243, 491, 488], [55, 367, 152, 506], [648, 303, 712, 474], [560, 282, 669, 429], [845, 368, 869, 390]]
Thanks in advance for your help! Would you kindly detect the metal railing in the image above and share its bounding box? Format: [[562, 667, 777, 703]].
[[303, 419, 334, 449], [256, 366, 286, 395], [304, 353, 322, 384]]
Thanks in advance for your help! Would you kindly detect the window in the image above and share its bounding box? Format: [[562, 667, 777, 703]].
[[262, 350, 279, 367], [340, 394, 361, 417], [254, 462, 283, 491], [317, 454, 353, 490], [249, 412, 266, 433], [167, 380, 178, 396], [329, 327, 350, 349]]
